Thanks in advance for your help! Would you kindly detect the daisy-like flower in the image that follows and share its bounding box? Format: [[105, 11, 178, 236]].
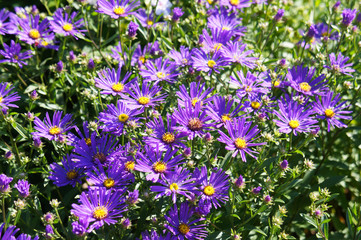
[[173, 101, 213, 140], [86, 162, 134, 191], [200, 28, 232, 54], [324, 53, 355, 76], [0, 40, 33, 68], [150, 167, 196, 203], [135, 147, 183, 182], [315, 23, 339, 42], [17, 15, 53, 45], [0, 82, 20, 109], [140, 57, 179, 85], [50, 8, 85, 39], [14, 179, 30, 198], [176, 81, 213, 108], [194, 166, 230, 209], [123, 82, 167, 110], [49, 155, 84, 187], [71, 188, 127, 231], [145, 114, 187, 151], [97, 0, 140, 19], [220, 0, 251, 10], [0, 9, 11, 35], [341, 8, 357, 27], [313, 91, 352, 132], [168, 46, 192, 67], [230, 71, 269, 100], [164, 202, 208, 239], [286, 65, 327, 96], [0, 224, 19, 239], [95, 67, 135, 96], [32, 111, 74, 143], [136, 9, 159, 29], [208, 7, 247, 37], [222, 42, 257, 69], [72, 121, 96, 146], [218, 118, 266, 161], [273, 97, 318, 135], [99, 100, 143, 135], [131, 43, 149, 66], [206, 96, 243, 128], [191, 48, 228, 74]]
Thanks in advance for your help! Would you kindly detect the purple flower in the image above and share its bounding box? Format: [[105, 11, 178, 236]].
[[127, 21, 138, 38], [33, 136, 42, 148], [0, 224, 19, 239], [201, 28, 232, 54], [32, 111, 75, 143], [141, 230, 176, 240], [208, 7, 247, 37], [150, 167, 196, 203], [222, 41, 257, 69], [333, 1, 341, 10], [313, 91, 352, 132], [136, 9, 158, 29], [231, 71, 269, 100], [71, 188, 127, 231], [0, 174, 12, 193], [280, 160, 288, 170], [191, 48, 228, 75], [172, 7, 184, 22], [0, 9, 11, 35], [234, 174, 245, 188], [135, 147, 183, 182], [72, 218, 90, 236], [342, 9, 357, 27], [274, 9, 284, 22], [45, 225, 54, 239], [324, 53, 355, 76], [173, 101, 213, 140], [206, 96, 243, 128], [0, 40, 33, 68], [252, 186, 262, 194], [194, 166, 230, 209], [97, 0, 140, 19], [17, 15, 53, 45], [14, 179, 30, 198], [56, 61, 64, 72], [95, 67, 135, 96], [264, 195, 272, 203], [315, 23, 339, 41], [0, 82, 20, 109], [140, 57, 179, 85], [218, 118, 266, 161], [164, 203, 208, 239], [126, 189, 139, 205], [17, 233, 40, 240], [168, 46, 192, 67], [50, 8, 85, 39], [88, 58, 95, 70], [176, 81, 213, 108], [220, 0, 251, 10], [49, 154, 84, 187]]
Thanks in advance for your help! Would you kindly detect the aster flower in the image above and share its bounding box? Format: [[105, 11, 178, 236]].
[[49, 154, 84, 187], [131, 43, 149, 66], [86, 162, 134, 191], [72, 121, 96, 146], [0, 173, 13, 193], [135, 147, 183, 182], [32, 111, 75, 143], [200, 28, 232, 54], [136, 9, 158, 29], [168, 46, 192, 67], [141, 230, 176, 240], [313, 91, 352, 132], [150, 167, 196, 203], [145, 114, 187, 151], [274, 9, 284, 22], [0, 224, 19, 239], [176, 82, 213, 108], [0, 9, 11, 35], [50, 8, 85, 39], [110, 42, 127, 67], [173, 101, 213, 140], [17, 233, 40, 240], [208, 7, 247, 37], [0, 82, 21, 109], [14, 179, 30, 198], [230, 71, 269, 100], [164, 202, 208, 239], [222, 42, 257, 69], [286, 65, 327, 96], [17, 15, 54, 45], [172, 7, 184, 22], [191, 48, 228, 74], [206, 96, 243, 128], [123, 82, 167, 110], [342, 9, 357, 27], [127, 21, 138, 38], [73, 134, 117, 169], [0, 40, 33, 68], [97, 0, 140, 19], [71, 188, 127, 231], [126, 189, 139, 205], [315, 23, 339, 41], [324, 53, 355, 76], [220, 0, 251, 10], [99, 100, 143, 135], [218, 118, 266, 161], [95, 67, 135, 96], [273, 97, 318, 135], [72, 218, 90, 236], [140, 57, 179, 85]]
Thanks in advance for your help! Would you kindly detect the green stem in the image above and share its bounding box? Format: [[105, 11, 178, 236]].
[[2, 196, 6, 229]]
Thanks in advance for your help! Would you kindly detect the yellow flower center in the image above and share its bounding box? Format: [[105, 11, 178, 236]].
[[182, 58, 188, 64], [111, 83, 124, 92], [118, 113, 129, 123], [251, 101, 261, 110], [234, 138, 247, 149], [153, 161, 167, 173], [299, 82, 311, 92], [230, 0, 240, 6], [113, 6, 125, 15], [103, 178, 115, 188], [221, 114, 232, 123], [178, 223, 190, 235], [66, 170, 78, 180], [169, 183, 179, 191], [207, 60, 216, 68], [245, 86, 253, 92], [0, 97, 3, 103], [49, 126, 61, 135], [28, 29, 40, 39], [139, 56, 146, 63], [273, 80, 280, 87], [138, 96, 150, 105], [125, 161, 135, 171], [288, 120, 300, 129], [93, 206, 108, 220], [85, 138, 92, 146], [187, 117, 203, 131], [147, 20, 154, 26], [93, 152, 107, 163], [41, 40, 49, 46], [324, 108, 335, 118], [213, 43, 222, 51], [203, 185, 215, 196], [207, 0, 213, 4], [62, 23, 73, 32], [162, 132, 175, 144], [191, 97, 202, 107], [156, 72, 166, 79], [222, 26, 231, 31]]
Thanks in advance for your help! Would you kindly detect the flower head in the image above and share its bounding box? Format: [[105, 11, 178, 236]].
[[0, 9, 11, 35], [206, 96, 243, 128], [222, 41, 257, 68], [95, 67, 135, 96], [0, 40, 33, 68], [50, 8, 85, 39], [49, 154, 84, 187], [191, 48, 228, 75], [176, 81, 213, 108], [0, 174, 13, 193], [97, 0, 140, 19], [324, 53, 355, 76], [168, 46, 192, 67], [17, 15, 54, 45], [342, 9, 357, 27], [208, 7, 247, 37], [231, 71, 269, 100], [220, 0, 251, 10], [14, 179, 30, 198], [0, 82, 20, 109], [140, 57, 179, 85]]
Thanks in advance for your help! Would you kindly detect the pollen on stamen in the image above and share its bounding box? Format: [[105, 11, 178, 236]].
[[62, 23, 73, 32], [203, 185, 215, 196], [49, 126, 61, 135], [93, 206, 108, 220], [178, 223, 190, 235], [234, 138, 247, 149], [187, 118, 203, 131], [153, 161, 167, 173], [162, 132, 175, 144], [299, 82, 311, 92]]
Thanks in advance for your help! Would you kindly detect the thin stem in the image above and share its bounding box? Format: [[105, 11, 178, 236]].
[[2, 196, 6, 229]]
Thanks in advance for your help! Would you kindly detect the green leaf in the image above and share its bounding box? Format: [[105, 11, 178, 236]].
[[300, 213, 318, 228]]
